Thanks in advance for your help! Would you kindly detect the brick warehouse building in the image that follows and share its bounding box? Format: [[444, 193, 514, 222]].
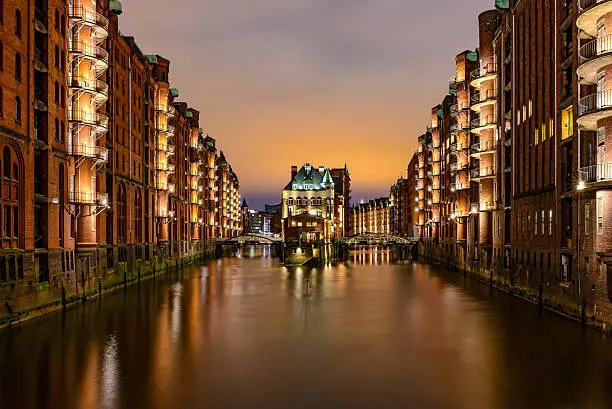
[[0, 0, 241, 315], [393, 0, 612, 327]]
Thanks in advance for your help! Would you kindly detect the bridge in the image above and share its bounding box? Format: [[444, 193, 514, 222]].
[[217, 234, 283, 245], [340, 233, 418, 246]]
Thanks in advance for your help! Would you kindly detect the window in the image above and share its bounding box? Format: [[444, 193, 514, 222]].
[[14, 97, 20, 123], [60, 14, 65, 36], [561, 106, 573, 140], [54, 45, 59, 67], [60, 86, 65, 107], [296, 198, 301, 206], [548, 209, 553, 236], [540, 209, 545, 235], [54, 118, 59, 141], [54, 9, 59, 31], [0, 0, 3, 25], [60, 121, 65, 143], [597, 196, 604, 235], [61, 51, 65, 71], [534, 211, 538, 236], [287, 198, 293, 206], [585, 203, 591, 236], [14, 53, 20, 81], [54, 81, 60, 104], [0, 146, 21, 243], [15, 9, 21, 38]]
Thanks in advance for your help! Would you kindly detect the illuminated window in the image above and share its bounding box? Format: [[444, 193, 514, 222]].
[[548, 209, 553, 236], [561, 106, 573, 140], [534, 129, 540, 145], [540, 209, 545, 235]]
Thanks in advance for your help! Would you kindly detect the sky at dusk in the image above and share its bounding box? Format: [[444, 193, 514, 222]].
[[121, 0, 492, 209]]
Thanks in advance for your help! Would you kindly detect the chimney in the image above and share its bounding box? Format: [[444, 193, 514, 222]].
[[291, 165, 298, 179]]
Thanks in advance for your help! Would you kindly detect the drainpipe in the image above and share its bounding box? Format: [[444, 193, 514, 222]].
[[128, 57, 132, 243]]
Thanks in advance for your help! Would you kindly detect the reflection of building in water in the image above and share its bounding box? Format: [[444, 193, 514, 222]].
[[351, 248, 392, 266]]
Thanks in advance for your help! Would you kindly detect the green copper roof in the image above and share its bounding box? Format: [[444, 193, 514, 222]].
[[145, 54, 158, 64], [169, 88, 179, 98], [186, 111, 193, 118], [495, 0, 509, 9], [467, 51, 478, 62], [199, 128, 204, 135], [322, 169, 334, 186], [437, 108, 443, 116], [207, 141, 214, 147], [110, 0, 123, 15]]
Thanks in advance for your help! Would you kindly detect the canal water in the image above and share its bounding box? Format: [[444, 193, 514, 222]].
[[1, 247, 611, 409]]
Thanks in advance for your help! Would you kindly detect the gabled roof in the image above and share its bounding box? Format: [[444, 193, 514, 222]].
[[284, 164, 331, 191]]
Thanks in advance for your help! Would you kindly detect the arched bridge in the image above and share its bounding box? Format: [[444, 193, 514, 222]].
[[217, 234, 283, 245], [340, 233, 417, 246]]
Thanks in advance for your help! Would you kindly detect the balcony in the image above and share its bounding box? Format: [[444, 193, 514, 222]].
[[68, 76, 108, 106], [471, 167, 496, 181], [68, 6, 109, 40], [68, 110, 109, 133], [449, 76, 459, 92], [577, 0, 612, 37], [470, 89, 497, 112], [168, 106, 177, 117], [68, 40, 108, 74], [470, 114, 496, 134], [578, 163, 612, 187], [68, 143, 109, 162], [577, 90, 612, 130], [167, 145, 175, 155], [167, 125, 176, 136], [155, 162, 168, 172], [471, 141, 497, 157], [578, 35, 612, 86], [68, 191, 108, 206], [470, 63, 498, 88]]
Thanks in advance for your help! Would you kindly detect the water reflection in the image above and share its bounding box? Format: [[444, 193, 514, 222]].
[[1, 251, 612, 409]]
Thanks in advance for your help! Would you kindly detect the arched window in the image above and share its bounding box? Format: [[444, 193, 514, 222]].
[[0, 145, 22, 245], [14, 97, 20, 123], [310, 198, 315, 205], [287, 198, 293, 206], [15, 9, 20, 38], [14, 52, 20, 81], [296, 198, 301, 206], [54, 45, 59, 67], [54, 9, 59, 31]]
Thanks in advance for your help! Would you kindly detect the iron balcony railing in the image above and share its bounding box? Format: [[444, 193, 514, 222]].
[[578, 163, 612, 182], [68, 191, 108, 205], [68, 143, 109, 162], [471, 89, 497, 105], [472, 167, 496, 179], [578, 90, 612, 116], [68, 6, 109, 38], [470, 62, 497, 81], [471, 114, 496, 129], [472, 142, 497, 153], [68, 40, 109, 66], [68, 76, 109, 99], [68, 110, 109, 130], [579, 34, 612, 63]]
